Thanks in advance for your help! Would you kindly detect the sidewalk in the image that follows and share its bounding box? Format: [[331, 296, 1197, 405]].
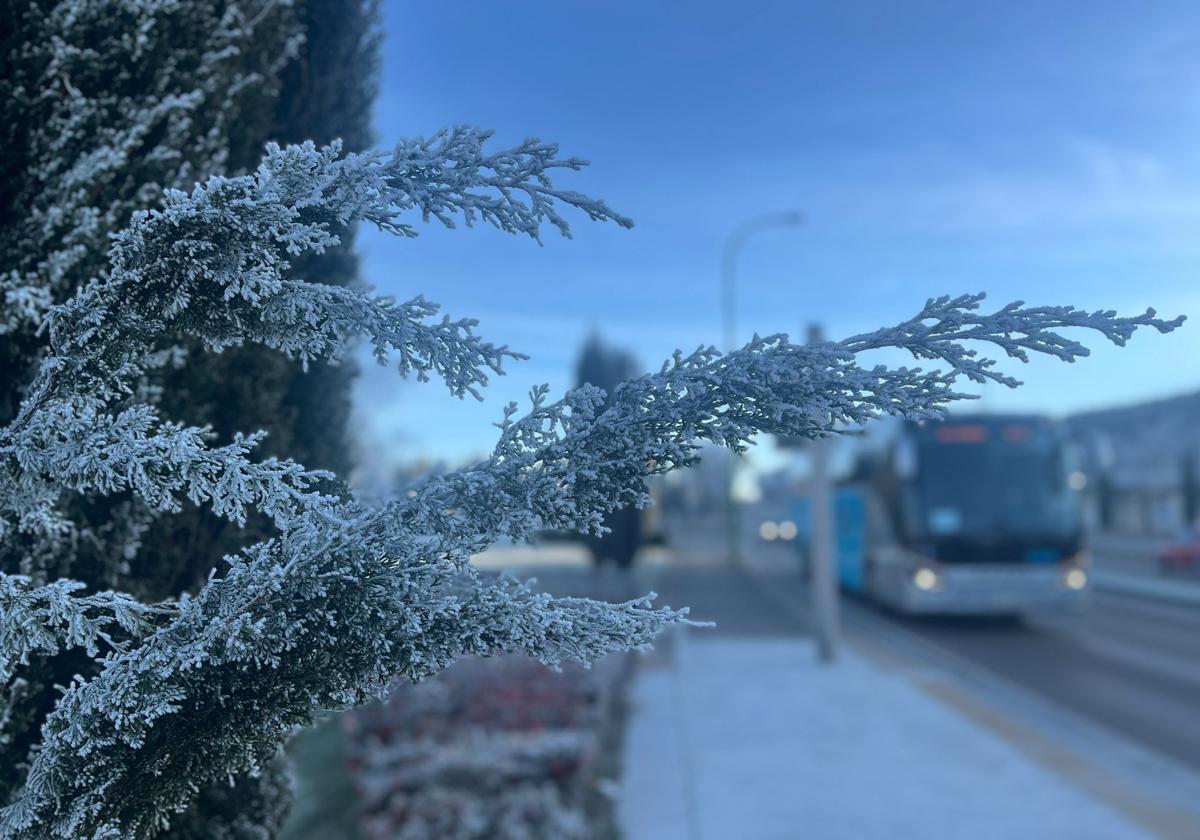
[[618, 562, 1200, 840]]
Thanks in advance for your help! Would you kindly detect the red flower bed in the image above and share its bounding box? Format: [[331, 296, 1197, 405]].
[[344, 656, 608, 839]]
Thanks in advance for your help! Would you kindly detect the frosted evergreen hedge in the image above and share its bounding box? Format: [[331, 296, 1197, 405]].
[[0, 127, 1183, 837]]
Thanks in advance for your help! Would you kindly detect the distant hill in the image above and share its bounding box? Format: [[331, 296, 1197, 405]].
[[1066, 391, 1200, 490]]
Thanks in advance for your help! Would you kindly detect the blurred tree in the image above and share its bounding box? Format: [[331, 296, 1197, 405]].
[[576, 335, 643, 568]]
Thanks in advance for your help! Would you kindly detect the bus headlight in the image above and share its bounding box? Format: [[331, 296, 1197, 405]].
[[759, 521, 779, 541], [913, 568, 939, 591], [1064, 568, 1088, 590], [778, 520, 798, 541]]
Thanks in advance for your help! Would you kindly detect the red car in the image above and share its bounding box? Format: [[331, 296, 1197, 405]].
[[1160, 531, 1200, 572]]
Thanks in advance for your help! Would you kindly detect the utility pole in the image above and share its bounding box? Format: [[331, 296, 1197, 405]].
[[806, 323, 839, 663]]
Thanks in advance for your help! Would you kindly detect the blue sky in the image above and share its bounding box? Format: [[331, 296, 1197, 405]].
[[353, 1, 1200, 473]]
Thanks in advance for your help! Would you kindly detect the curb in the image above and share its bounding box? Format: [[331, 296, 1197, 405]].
[[1092, 570, 1200, 608]]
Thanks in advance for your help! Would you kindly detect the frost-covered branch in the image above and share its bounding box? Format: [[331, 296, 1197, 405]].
[[379, 294, 1183, 548], [0, 135, 630, 582], [0, 574, 170, 683], [28, 135, 620, 409], [1, 399, 338, 543], [0, 526, 682, 838], [380, 127, 634, 239], [841, 292, 1183, 387], [259, 286, 524, 398], [2, 134, 623, 574], [25, 140, 535, 408]]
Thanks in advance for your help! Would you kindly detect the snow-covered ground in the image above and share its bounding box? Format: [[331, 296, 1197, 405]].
[[619, 631, 1174, 840]]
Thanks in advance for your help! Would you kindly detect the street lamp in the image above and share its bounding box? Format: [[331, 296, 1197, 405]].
[[721, 211, 805, 353], [721, 211, 805, 565]]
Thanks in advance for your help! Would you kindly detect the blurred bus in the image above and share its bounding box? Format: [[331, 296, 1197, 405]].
[[827, 414, 1090, 615]]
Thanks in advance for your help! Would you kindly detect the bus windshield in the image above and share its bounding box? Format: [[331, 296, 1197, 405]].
[[911, 421, 1078, 540]]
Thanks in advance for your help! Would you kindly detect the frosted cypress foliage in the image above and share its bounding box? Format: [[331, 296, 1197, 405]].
[[0, 0, 300, 342], [0, 132, 1183, 838], [0, 2, 374, 834], [0, 0, 304, 591], [141, 0, 382, 597], [0, 2, 311, 822]]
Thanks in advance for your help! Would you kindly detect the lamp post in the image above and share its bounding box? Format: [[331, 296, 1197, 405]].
[[721, 211, 806, 354], [721, 211, 805, 564]]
